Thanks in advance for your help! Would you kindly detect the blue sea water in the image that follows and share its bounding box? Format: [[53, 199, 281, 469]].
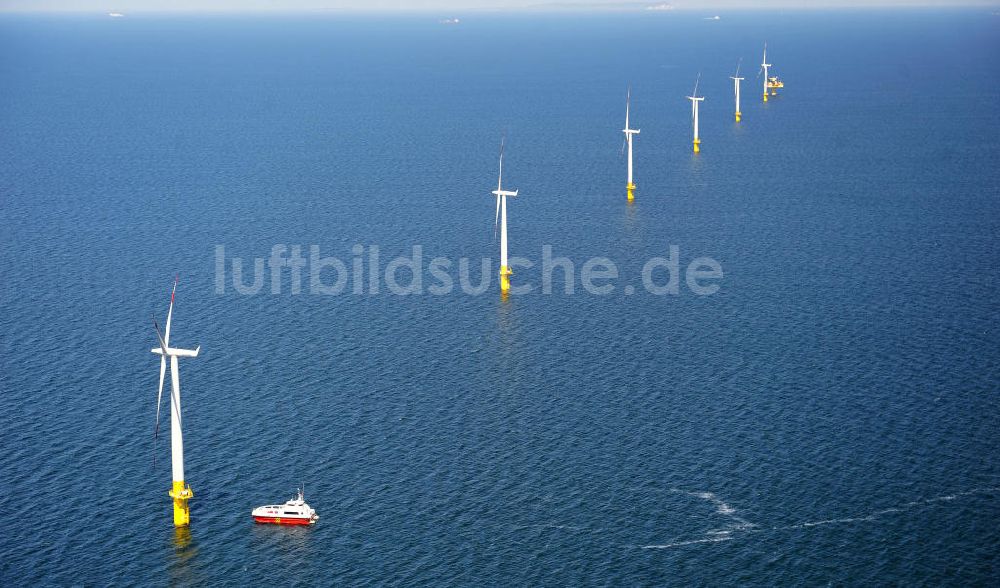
[[1, 9, 999, 585]]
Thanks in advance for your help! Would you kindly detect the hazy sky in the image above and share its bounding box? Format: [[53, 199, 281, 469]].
[[1, 0, 996, 12]]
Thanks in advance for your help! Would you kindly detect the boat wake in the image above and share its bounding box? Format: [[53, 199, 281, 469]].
[[640, 488, 757, 549], [641, 486, 1000, 550], [642, 535, 732, 549], [772, 486, 999, 533], [506, 486, 1000, 551], [683, 489, 755, 529]]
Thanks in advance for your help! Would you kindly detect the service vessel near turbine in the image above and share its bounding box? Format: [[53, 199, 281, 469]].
[[151, 278, 200, 527], [252, 488, 319, 525], [491, 138, 519, 296], [622, 87, 640, 201], [687, 74, 705, 153], [760, 43, 784, 101]]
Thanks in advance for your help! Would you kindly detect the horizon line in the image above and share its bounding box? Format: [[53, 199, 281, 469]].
[[2, 3, 999, 15]]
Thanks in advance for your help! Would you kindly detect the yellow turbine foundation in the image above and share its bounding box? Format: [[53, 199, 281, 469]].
[[169, 480, 193, 527], [735, 111, 741, 122], [499, 265, 512, 294], [763, 92, 768, 102], [693, 138, 701, 153], [626, 182, 635, 202]]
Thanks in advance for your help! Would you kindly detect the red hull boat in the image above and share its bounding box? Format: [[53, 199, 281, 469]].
[[252, 489, 318, 525]]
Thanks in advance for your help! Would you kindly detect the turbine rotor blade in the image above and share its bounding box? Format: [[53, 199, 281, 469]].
[[152, 315, 169, 469], [169, 359, 183, 431], [164, 277, 177, 347], [495, 135, 504, 239], [154, 354, 166, 467], [494, 194, 500, 239], [497, 137, 505, 194], [153, 317, 168, 353], [625, 85, 631, 128]]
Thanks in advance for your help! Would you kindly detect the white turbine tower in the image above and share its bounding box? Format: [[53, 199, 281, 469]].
[[151, 278, 200, 527], [761, 42, 771, 102], [687, 74, 705, 153], [731, 59, 744, 122], [492, 138, 518, 296], [622, 86, 640, 202]]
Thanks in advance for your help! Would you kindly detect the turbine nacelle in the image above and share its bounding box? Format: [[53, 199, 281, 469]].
[[688, 96, 705, 124], [151, 345, 201, 358], [492, 189, 518, 198], [152, 313, 199, 358]]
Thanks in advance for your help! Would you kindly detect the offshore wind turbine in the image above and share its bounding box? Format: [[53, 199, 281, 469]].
[[687, 74, 705, 153], [622, 86, 640, 202], [491, 138, 518, 296], [151, 278, 200, 527], [761, 42, 771, 102], [731, 60, 745, 122]]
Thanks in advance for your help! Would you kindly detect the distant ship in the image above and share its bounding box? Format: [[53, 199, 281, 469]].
[[252, 489, 319, 525], [108, 12, 124, 18]]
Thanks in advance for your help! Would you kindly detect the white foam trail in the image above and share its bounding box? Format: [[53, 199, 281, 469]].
[[642, 535, 733, 549], [638, 489, 757, 550], [640, 486, 1000, 550], [781, 515, 873, 530], [676, 489, 755, 529], [776, 488, 1000, 531]]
